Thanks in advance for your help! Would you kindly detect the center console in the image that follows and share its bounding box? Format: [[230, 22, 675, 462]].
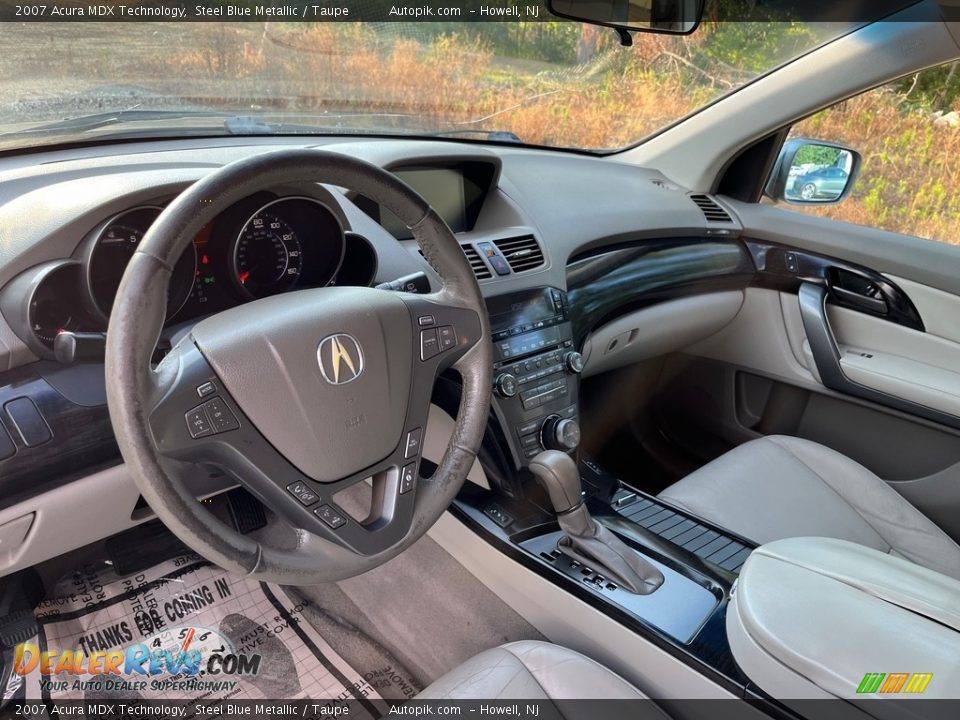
[[486, 287, 583, 467], [454, 286, 763, 696]]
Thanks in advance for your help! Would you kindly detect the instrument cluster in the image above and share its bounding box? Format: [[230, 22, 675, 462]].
[[4, 190, 378, 358]]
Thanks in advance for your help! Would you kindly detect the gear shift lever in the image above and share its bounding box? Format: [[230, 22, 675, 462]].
[[529, 451, 664, 595]]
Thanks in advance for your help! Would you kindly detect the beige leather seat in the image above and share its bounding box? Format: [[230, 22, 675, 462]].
[[658, 435, 960, 580], [417, 641, 655, 701]]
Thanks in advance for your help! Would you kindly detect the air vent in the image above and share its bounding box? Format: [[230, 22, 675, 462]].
[[690, 194, 733, 223], [418, 244, 492, 280], [461, 245, 493, 280], [493, 236, 545, 273]]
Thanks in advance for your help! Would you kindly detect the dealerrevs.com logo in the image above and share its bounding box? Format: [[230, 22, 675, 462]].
[[13, 626, 261, 693], [856, 672, 933, 695]]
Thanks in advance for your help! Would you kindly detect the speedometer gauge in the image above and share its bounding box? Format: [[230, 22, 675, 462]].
[[230, 197, 345, 300], [233, 211, 303, 298]]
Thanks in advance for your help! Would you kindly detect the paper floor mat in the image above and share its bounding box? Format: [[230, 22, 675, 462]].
[[4, 554, 381, 713]]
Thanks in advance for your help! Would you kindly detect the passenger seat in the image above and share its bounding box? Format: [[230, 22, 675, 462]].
[[657, 435, 960, 580]]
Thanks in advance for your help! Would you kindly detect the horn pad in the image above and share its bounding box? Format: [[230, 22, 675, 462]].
[[190, 286, 413, 482]]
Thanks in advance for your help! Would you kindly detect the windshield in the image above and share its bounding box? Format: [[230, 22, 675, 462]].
[[0, 19, 839, 153]]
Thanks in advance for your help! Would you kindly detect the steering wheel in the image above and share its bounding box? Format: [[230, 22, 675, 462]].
[[104, 149, 492, 583]]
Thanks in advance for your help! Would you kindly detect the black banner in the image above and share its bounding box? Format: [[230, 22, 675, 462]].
[[0, 1, 948, 24], [4, 699, 960, 720]]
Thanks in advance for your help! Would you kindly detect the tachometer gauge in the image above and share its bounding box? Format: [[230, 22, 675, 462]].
[[233, 209, 303, 299], [85, 206, 196, 323]]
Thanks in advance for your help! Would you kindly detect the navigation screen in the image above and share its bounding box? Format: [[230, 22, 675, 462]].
[[488, 293, 554, 331], [381, 168, 467, 237]]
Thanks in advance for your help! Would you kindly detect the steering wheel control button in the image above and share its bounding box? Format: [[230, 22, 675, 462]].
[[196, 381, 216, 398], [418, 315, 435, 327], [286, 481, 319, 506], [399, 463, 417, 495], [203, 397, 239, 433], [314, 505, 347, 529], [438, 325, 457, 350], [404, 427, 423, 458], [185, 406, 214, 439], [420, 328, 440, 360]]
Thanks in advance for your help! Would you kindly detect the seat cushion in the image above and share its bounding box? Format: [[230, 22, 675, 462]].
[[416, 641, 650, 700], [658, 435, 960, 580]]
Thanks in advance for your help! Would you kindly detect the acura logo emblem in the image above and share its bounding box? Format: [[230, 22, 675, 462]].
[[317, 334, 364, 385]]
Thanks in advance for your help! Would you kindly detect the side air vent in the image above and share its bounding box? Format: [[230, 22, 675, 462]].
[[461, 245, 493, 280], [418, 244, 492, 280], [690, 194, 733, 223], [493, 236, 545, 273]]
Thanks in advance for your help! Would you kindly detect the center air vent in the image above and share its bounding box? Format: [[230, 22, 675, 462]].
[[690, 194, 733, 223], [462, 244, 493, 280], [493, 236, 545, 273]]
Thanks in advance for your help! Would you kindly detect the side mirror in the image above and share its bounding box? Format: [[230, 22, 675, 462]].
[[547, 0, 703, 35], [766, 138, 862, 205]]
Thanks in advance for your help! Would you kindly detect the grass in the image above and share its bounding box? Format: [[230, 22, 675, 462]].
[[793, 91, 960, 245]]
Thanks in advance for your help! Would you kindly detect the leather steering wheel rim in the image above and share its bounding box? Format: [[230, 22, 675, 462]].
[[105, 149, 492, 583]]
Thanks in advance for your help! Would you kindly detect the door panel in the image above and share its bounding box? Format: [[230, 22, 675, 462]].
[[675, 200, 960, 540], [885, 275, 960, 345], [830, 305, 960, 419]]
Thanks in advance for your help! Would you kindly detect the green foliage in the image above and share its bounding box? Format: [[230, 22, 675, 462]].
[[893, 62, 960, 112], [794, 144, 842, 167], [692, 22, 820, 75]]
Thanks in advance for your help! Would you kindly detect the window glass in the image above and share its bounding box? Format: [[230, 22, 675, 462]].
[[784, 60, 960, 247]]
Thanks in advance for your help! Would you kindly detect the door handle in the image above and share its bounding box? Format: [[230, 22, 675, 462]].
[[831, 285, 888, 314]]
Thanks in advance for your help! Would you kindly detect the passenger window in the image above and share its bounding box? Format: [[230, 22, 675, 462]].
[[780, 59, 960, 247]]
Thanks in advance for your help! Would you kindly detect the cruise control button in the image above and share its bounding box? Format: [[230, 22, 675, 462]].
[[203, 397, 239, 433], [418, 315, 435, 327], [438, 325, 456, 350], [420, 329, 440, 360], [314, 505, 347, 529], [286, 481, 319, 506], [405, 427, 423, 458], [400, 463, 417, 495]]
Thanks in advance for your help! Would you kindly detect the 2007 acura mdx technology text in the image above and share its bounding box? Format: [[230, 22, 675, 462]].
[[0, 1, 959, 717]]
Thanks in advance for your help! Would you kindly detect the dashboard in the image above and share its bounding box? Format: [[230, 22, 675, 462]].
[[0, 136, 742, 528]]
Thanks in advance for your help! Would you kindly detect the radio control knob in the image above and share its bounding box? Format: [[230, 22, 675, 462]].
[[541, 415, 581, 451], [564, 351, 584, 374], [495, 373, 519, 398]]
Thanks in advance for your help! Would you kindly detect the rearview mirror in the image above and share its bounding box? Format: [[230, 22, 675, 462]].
[[766, 138, 862, 205], [547, 0, 703, 35]]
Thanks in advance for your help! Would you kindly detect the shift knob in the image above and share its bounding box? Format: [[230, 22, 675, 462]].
[[529, 450, 583, 514]]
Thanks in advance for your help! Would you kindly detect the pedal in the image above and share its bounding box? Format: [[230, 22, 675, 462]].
[[0, 609, 38, 647], [227, 489, 267, 534]]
